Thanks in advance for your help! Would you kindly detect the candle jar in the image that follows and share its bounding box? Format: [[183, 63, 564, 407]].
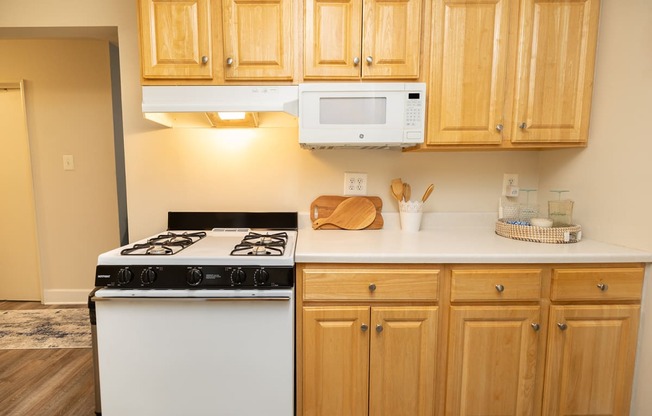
[[548, 199, 574, 227]]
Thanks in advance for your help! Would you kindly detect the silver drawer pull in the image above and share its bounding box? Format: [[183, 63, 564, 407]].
[[531, 323, 540, 331], [495, 284, 505, 293], [376, 324, 383, 333], [201, 55, 208, 64], [597, 283, 608, 291], [361, 323, 368, 332], [369, 283, 377, 292], [557, 322, 568, 331]]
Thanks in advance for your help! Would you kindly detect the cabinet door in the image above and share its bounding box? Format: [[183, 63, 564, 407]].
[[542, 305, 640, 416], [511, 0, 600, 143], [139, 0, 213, 79], [304, 0, 363, 79], [361, 0, 422, 79], [446, 306, 541, 416], [221, 0, 294, 80], [369, 307, 438, 416], [427, 0, 515, 145], [302, 306, 370, 416]]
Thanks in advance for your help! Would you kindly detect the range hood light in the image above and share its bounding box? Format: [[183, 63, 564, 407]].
[[217, 112, 247, 121]]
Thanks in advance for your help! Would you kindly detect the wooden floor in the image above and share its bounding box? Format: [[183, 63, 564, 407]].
[[0, 301, 97, 416]]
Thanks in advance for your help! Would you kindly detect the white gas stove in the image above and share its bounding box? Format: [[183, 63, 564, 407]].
[[90, 212, 297, 416]]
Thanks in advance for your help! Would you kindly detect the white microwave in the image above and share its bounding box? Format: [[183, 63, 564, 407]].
[[298, 82, 426, 149]]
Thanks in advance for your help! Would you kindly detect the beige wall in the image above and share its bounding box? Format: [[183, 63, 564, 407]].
[[0, 39, 120, 303], [538, 0, 652, 413]]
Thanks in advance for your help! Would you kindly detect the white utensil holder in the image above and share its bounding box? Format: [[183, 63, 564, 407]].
[[399, 201, 423, 232]]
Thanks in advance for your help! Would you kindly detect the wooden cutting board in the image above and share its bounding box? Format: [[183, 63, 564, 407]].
[[310, 195, 383, 230]]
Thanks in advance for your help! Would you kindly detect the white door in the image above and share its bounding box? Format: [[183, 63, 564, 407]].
[[0, 82, 41, 300]]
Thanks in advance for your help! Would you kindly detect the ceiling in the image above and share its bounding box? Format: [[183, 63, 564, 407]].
[[0, 26, 118, 45]]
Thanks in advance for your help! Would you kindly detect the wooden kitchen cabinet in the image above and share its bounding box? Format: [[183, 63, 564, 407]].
[[426, 0, 516, 145], [541, 266, 643, 416], [138, 0, 296, 83], [303, 0, 423, 80], [445, 268, 545, 415], [298, 264, 645, 416], [138, 0, 213, 79], [423, 0, 600, 149], [298, 265, 439, 416], [221, 0, 294, 81]]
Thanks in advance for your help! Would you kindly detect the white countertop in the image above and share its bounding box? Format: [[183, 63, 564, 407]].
[[295, 213, 652, 264]]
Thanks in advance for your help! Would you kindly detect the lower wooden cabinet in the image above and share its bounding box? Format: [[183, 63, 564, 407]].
[[542, 305, 640, 416], [297, 264, 645, 416], [302, 306, 438, 416], [446, 305, 541, 416]]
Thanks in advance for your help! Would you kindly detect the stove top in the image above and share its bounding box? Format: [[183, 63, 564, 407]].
[[98, 229, 297, 267], [95, 212, 298, 289]]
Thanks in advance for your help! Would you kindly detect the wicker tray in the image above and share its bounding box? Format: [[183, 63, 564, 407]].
[[495, 219, 582, 244]]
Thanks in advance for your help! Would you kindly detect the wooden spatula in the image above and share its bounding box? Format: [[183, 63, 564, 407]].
[[312, 197, 377, 230]]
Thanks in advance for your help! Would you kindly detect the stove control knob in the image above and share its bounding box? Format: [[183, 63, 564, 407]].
[[186, 268, 203, 286], [117, 268, 133, 286], [231, 269, 247, 285], [140, 268, 157, 285], [255, 268, 270, 285]]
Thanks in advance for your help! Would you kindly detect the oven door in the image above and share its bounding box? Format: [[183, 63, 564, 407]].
[[94, 289, 294, 416]]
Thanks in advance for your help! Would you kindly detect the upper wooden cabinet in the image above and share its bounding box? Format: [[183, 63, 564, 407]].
[[221, 0, 294, 81], [139, 0, 213, 79], [303, 0, 423, 80], [427, 0, 515, 145], [511, 0, 600, 144], [138, 0, 295, 83], [424, 0, 600, 148]]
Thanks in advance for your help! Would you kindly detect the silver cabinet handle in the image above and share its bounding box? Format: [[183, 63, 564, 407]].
[[361, 323, 368, 332], [495, 284, 505, 293], [376, 324, 383, 333], [226, 57, 233, 66], [369, 283, 377, 292], [531, 323, 540, 331], [557, 322, 568, 331], [496, 124, 504, 132], [353, 57, 360, 66], [366, 56, 373, 64], [519, 122, 527, 129], [201, 55, 208, 64], [597, 283, 609, 291]]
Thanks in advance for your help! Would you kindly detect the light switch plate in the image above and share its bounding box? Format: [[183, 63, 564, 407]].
[[63, 155, 75, 171]]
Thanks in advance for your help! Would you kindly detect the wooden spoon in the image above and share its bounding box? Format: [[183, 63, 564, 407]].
[[390, 178, 403, 202], [312, 197, 377, 230], [403, 183, 411, 201], [421, 184, 434, 202]]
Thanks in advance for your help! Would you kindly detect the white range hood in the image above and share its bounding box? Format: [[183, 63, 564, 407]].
[[142, 85, 299, 128]]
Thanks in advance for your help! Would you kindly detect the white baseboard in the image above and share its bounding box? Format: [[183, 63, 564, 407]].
[[42, 288, 92, 305]]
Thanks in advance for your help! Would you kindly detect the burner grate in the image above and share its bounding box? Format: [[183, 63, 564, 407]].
[[121, 231, 207, 255], [231, 232, 288, 256]]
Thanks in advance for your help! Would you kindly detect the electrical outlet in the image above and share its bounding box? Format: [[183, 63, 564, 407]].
[[502, 173, 519, 197], [344, 172, 368, 196]]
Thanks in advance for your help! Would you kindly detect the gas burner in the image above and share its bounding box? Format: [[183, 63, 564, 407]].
[[230, 232, 288, 256], [121, 231, 207, 255], [242, 232, 288, 246]]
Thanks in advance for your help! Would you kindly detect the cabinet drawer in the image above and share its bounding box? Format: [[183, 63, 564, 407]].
[[551, 268, 644, 302], [303, 269, 439, 301], [450, 269, 542, 302]]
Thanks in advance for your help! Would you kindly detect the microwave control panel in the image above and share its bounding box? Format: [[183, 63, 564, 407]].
[[405, 92, 425, 129]]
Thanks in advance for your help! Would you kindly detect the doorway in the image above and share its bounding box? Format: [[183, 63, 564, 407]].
[[0, 82, 41, 300]]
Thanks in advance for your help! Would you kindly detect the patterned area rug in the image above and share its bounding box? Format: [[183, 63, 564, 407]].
[[0, 308, 91, 349]]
